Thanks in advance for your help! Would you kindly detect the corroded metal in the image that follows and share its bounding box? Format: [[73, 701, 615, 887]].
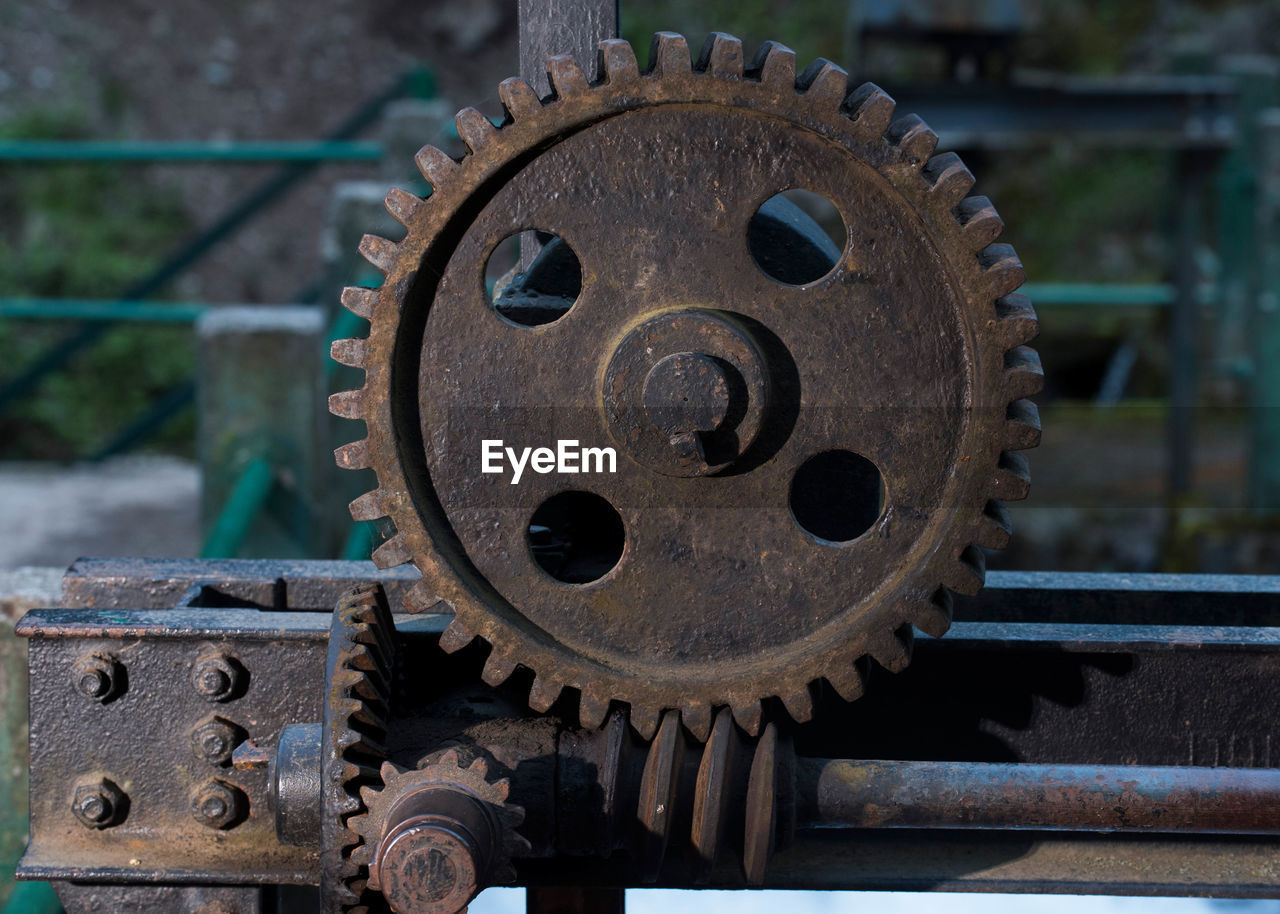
[[330, 33, 1041, 737]]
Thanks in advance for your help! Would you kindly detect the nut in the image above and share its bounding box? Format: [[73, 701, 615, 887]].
[[191, 653, 245, 702], [72, 653, 122, 702], [190, 716, 245, 766], [191, 779, 247, 830], [72, 777, 126, 829]]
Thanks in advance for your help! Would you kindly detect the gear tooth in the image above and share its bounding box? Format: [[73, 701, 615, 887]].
[[746, 40, 796, 86], [997, 293, 1039, 347], [974, 499, 1014, 551], [358, 785, 380, 808], [597, 38, 640, 84], [957, 195, 1004, 250], [527, 673, 562, 713], [1005, 399, 1042, 450], [1004, 345, 1044, 400], [547, 55, 590, 98], [796, 58, 848, 105], [358, 234, 397, 274], [629, 704, 661, 740], [868, 624, 913, 673], [498, 76, 542, 119], [340, 285, 377, 319], [730, 700, 763, 736], [438, 616, 476, 653], [491, 778, 511, 802], [922, 151, 975, 203], [350, 844, 372, 867], [680, 703, 712, 741], [348, 489, 385, 522], [330, 336, 368, 368], [993, 450, 1032, 501], [439, 748, 461, 768], [825, 658, 868, 703], [979, 242, 1026, 298], [468, 756, 489, 778], [577, 687, 611, 730], [780, 685, 815, 723], [454, 106, 498, 154], [328, 387, 366, 420], [886, 113, 938, 165], [944, 545, 987, 596], [383, 185, 422, 227], [923, 588, 955, 637], [334, 438, 371, 471], [415, 143, 460, 189], [403, 579, 444, 614], [842, 82, 896, 139], [647, 32, 692, 76], [481, 649, 518, 686], [697, 32, 744, 78], [371, 533, 411, 570]]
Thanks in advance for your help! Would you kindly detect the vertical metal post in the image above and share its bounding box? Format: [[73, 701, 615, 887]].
[[1168, 151, 1212, 498], [516, 0, 619, 270], [1253, 110, 1280, 512], [197, 306, 327, 557], [527, 887, 626, 914]]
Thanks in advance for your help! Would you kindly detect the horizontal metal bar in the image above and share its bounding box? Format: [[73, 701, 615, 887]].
[[0, 140, 384, 163], [798, 759, 1280, 835], [0, 298, 207, 322]]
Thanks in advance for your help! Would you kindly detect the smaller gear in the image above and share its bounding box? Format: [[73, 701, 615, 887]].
[[349, 750, 528, 914]]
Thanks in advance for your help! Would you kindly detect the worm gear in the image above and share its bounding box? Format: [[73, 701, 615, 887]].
[[330, 33, 1041, 741], [321, 585, 398, 914], [348, 751, 528, 914]]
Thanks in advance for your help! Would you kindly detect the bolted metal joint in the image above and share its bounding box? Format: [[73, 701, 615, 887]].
[[72, 777, 127, 829], [71, 652, 123, 702], [191, 779, 248, 830], [190, 715, 246, 766], [191, 652, 247, 702]]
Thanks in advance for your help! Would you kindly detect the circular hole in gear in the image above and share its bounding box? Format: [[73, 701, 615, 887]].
[[789, 450, 885, 544], [485, 230, 582, 327], [748, 188, 847, 285], [528, 491, 625, 584]]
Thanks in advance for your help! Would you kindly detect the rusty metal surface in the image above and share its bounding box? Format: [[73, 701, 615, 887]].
[[799, 759, 1280, 833], [330, 32, 1041, 739], [20, 622, 324, 884], [321, 585, 397, 913]]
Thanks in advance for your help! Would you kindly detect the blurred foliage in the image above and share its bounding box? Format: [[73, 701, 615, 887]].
[[0, 110, 195, 461]]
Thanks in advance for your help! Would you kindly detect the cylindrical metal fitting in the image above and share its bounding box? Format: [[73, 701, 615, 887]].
[[272, 723, 322, 847], [798, 759, 1280, 835], [370, 786, 503, 914]]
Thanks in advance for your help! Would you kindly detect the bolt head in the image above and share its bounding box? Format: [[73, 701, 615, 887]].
[[72, 778, 125, 829], [72, 653, 121, 702], [190, 716, 242, 765], [191, 779, 246, 830], [191, 654, 243, 702]]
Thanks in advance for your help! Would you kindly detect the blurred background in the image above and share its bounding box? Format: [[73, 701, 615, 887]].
[[1, 0, 1280, 909], [1, 0, 1278, 574]]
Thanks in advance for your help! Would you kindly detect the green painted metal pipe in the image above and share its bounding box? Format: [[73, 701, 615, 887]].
[[0, 299, 207, 322], [200, 458, 275, 559], [1, 881, 61, 914], [1023, 282, 1176, 306], [0, 140, 383, 163]]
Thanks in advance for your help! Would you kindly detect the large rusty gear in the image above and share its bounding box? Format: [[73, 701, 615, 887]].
[[321, 585, 398, 914], [330, 33, 1041, 741]]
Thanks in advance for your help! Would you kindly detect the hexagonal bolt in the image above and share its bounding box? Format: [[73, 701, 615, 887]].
[[190, 716, 245, 766], [72, 777, 126, 829], [71, 653, 122, 702], [191, 779, 248, 830], [191, 653, 246, 702]]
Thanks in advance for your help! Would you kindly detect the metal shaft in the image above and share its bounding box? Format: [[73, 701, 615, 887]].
[[799, 759, 1280, 835]]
